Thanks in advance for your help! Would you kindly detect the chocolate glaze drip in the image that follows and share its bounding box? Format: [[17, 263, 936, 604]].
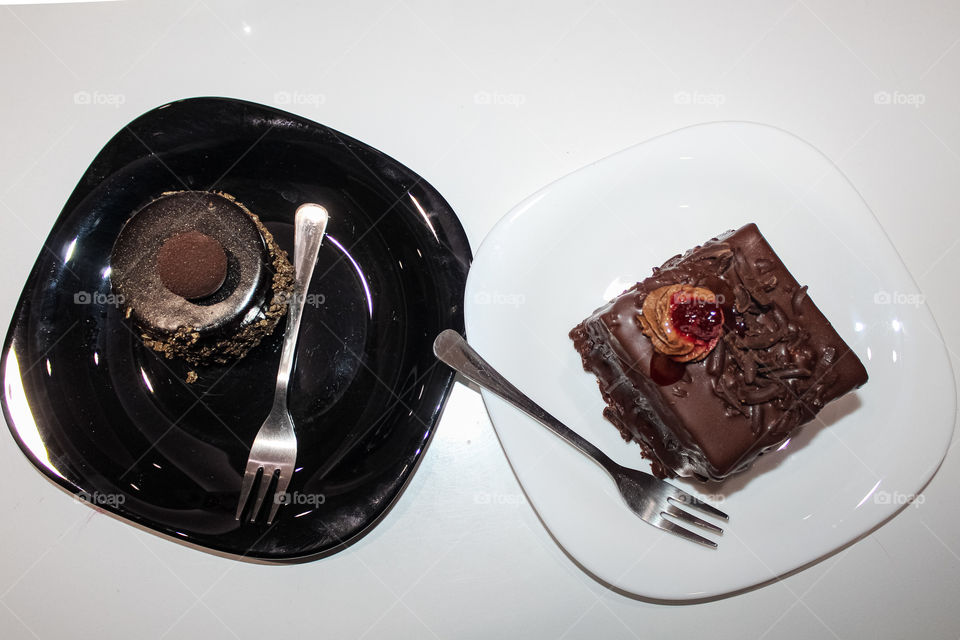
[[569, 223, 869, 481]]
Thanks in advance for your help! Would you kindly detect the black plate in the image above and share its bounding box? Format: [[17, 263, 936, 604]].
[[0, 97, 471, 560]]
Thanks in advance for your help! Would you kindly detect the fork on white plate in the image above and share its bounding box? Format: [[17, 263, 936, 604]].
[[433, 329, 728, 547]]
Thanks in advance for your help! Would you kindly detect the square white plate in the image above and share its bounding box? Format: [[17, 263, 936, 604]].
[[464, 122, 956, 599]]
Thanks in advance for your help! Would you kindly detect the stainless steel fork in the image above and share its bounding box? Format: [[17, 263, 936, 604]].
[[433, 329, 728, 547], [235, 203, 329, 524]]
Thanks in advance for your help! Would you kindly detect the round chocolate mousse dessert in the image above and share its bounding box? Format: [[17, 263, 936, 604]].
[[110, 190, 295, 365]]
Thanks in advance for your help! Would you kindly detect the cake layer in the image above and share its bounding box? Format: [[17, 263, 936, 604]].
[[570, 223, 868, 481]]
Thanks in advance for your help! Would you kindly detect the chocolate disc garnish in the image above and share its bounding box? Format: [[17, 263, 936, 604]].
[[156, 231, 228, 300]]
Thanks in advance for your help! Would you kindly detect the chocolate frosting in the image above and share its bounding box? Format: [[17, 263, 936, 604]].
[[570, 223, 868, 481]]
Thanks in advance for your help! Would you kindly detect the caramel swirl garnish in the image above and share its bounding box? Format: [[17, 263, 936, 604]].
[[637, 284, 722, 363]]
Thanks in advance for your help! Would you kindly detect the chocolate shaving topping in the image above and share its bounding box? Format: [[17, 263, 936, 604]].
[[713, 371, 751, 418], [754, 258, 775, 273], [765, 367, 812, 379], [743, 383, 783, 405], [792, 285, 809, 316], [705, 339, 725, 376], [733, 251, 771, 305], [670, 234, 841, 441], [770, 305, 788, 332], [756, 311, 776, 332], [739, 328, 782, 350], [750, 404, 763, 435], [734, 284, 751, 313]]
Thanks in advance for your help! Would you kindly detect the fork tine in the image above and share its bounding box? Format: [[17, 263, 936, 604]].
[[266, 470, 293, 524], [669, 490, 729, 520], [235, 464, 260, 520], [663, 502, 724, 533], [249, 468, 277, 522], [654, 519, 718, 548]]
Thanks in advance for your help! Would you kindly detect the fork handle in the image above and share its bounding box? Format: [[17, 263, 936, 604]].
[[274, 204, 329, 403], [433, 330, 615, 470]]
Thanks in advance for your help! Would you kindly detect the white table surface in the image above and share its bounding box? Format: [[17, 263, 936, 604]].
[[2, 1, 959, 638]]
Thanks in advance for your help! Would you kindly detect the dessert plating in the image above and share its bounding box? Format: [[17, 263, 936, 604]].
[[570, 223, 868, 481], [110, 191, 294, 365]]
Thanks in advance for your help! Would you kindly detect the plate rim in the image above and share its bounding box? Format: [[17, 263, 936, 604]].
[[0, 96, 473, 562], [464, 119, 958, 599]]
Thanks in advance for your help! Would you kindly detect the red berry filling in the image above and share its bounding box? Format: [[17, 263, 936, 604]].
[[670, 292, 724, 342]]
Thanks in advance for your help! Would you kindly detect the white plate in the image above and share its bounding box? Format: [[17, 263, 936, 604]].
[[464, 122, 957, 599]]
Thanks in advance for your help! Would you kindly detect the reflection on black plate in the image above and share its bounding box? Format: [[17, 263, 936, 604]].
[[0, 97, 471, 560]]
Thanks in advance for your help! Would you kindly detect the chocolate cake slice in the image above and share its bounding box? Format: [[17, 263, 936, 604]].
[[569, 223, 868, 481]]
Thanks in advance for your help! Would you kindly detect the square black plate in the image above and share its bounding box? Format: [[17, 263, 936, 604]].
[[0, 97, 471, 560]]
